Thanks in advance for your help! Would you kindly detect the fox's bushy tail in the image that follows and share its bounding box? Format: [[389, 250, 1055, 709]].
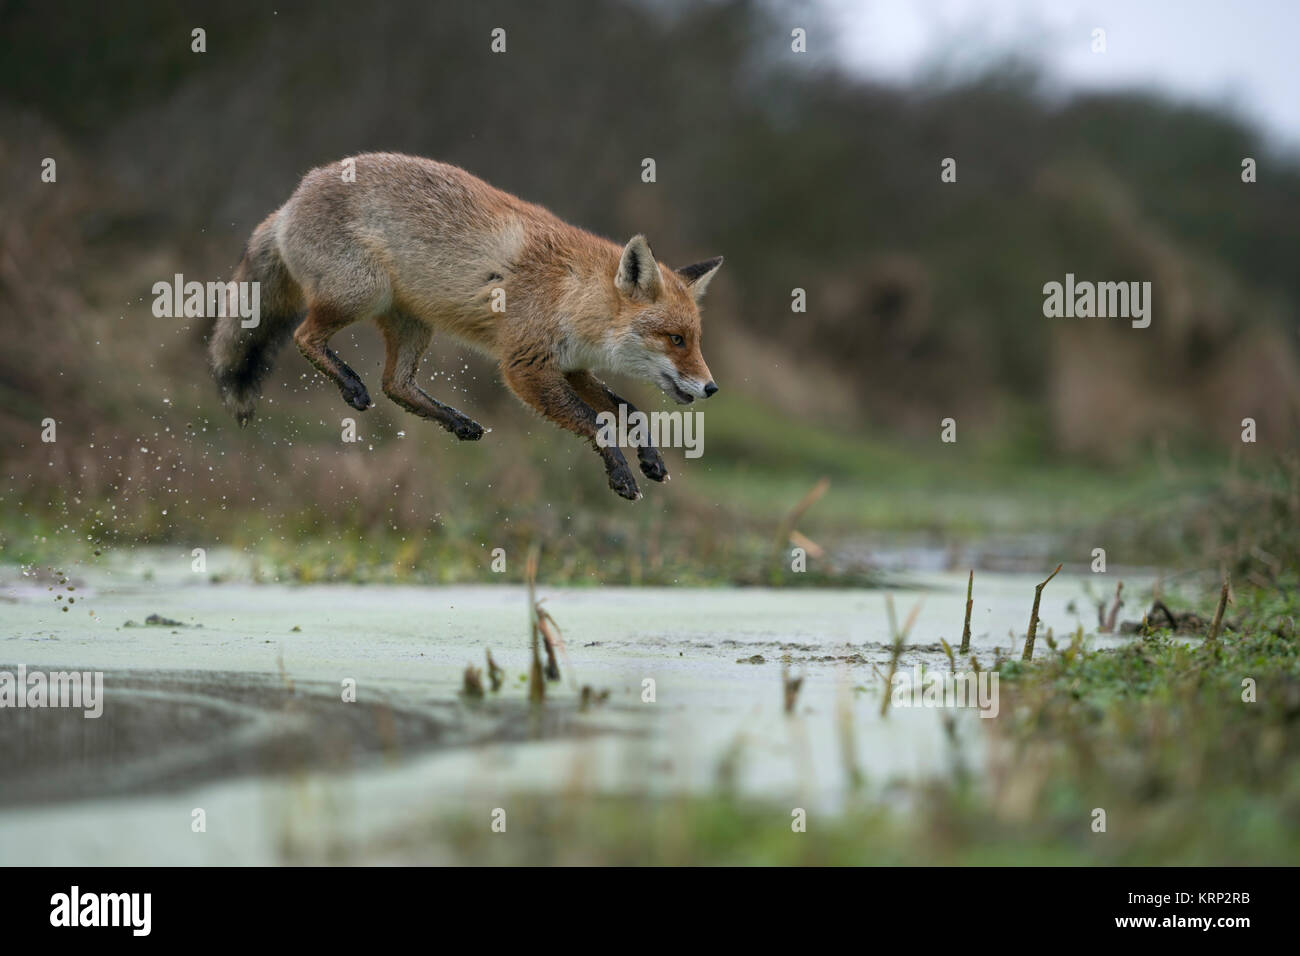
[[209, 212, 304, 425]]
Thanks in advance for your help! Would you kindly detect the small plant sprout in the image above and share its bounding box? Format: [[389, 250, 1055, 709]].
[[939, 638, 956, 673], [880, 594, 923, 718]]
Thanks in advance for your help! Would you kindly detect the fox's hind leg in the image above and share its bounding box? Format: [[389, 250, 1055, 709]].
[[564, 371, 669, 483], [377, 312, 484, 441], [293, 304, 373, 411]]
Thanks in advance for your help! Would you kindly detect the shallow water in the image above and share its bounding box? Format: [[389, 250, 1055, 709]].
[[0, 553, 1149, 863]]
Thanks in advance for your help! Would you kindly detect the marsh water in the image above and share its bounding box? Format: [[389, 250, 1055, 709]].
[[0, 550, 1149, 863]]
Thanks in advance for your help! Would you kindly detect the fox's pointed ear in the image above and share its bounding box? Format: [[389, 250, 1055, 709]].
[[615, 235, 662, 299], [677, 256, 723, 301]]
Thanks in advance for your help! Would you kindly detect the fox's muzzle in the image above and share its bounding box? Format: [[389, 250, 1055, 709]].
[[660, 373, 718, 404]]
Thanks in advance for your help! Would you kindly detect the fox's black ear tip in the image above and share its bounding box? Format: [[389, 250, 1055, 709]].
[[677, 256, 724, 284]]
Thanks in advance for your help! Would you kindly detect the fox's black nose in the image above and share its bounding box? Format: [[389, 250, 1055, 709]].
[[703, 381, 718, 397]]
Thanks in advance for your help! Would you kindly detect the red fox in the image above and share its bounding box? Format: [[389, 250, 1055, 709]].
[[209, 152, 723, 500]]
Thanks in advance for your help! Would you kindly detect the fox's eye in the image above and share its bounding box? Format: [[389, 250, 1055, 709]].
[[669, 334, 685, 347]]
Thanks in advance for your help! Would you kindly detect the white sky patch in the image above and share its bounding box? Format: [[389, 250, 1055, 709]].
[[822, 0, 1300, 152]]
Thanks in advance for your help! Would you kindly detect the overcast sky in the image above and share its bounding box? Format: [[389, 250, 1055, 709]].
[[821, 0, 1300, 152]]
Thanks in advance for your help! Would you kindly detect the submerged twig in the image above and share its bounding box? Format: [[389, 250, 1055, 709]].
[[486, 649, 504, 693], [770, 476, 831, 583], [523, 544, 570, 687], [836, 671, 864, 792], [1098, 581, 1124, 633], [534, 600, 563, 682], [1207, 574, 1231, 645], [579, 685, 610, 712], [958, 569, 974, 654], [782, 660, 804, 715], [526, 544, 545, 705], [789, 529, 826, 560], [1150, 600, 1179, 631], [461, 665, 484, 699], [276, 647, 295, 695], [1021, 563, 1063, 662]]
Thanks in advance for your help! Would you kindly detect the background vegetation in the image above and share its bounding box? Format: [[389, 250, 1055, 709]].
[[2, 0, 1298, 583]]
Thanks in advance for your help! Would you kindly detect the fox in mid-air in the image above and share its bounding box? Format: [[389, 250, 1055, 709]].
[[209, 152, 723, 500]]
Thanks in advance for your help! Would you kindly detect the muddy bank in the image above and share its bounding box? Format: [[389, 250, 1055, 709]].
[[0, 668, 619, 808]]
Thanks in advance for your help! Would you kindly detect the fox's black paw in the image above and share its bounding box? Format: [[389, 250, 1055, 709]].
[[341, 382, 372, 412], [637, 449, 669, 483], [608, 467, 642, 501], [453, 418, 485, 441]]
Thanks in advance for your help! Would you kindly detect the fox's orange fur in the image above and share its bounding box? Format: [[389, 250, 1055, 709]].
[[209, 152, 723, 499]]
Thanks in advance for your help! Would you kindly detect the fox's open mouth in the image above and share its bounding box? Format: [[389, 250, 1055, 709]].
[[660, 376, 695, 404]]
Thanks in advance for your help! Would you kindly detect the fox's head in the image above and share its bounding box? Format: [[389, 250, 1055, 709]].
[[609, 235, 722, 404]]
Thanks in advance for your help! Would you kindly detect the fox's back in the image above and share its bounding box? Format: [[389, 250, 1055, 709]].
[[274, 153, 560, 344]]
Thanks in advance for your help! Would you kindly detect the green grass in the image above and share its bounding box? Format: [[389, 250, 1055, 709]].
[[695, 393, 1235, 537]]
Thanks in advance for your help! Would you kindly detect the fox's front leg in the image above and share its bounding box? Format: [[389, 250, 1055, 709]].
[[503, 363, 641, 501], [564, 370, 669, 483]]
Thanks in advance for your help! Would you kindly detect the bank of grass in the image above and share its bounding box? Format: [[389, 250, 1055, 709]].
[[697, 395, 1237, 538], [0, 392, 1284, 585], [385, 579, 1299, 864]]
